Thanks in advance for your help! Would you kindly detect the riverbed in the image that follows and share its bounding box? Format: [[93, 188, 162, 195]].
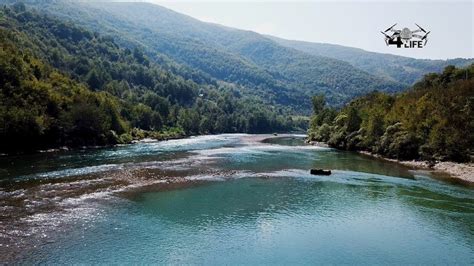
[[1, 134, 473, 264]]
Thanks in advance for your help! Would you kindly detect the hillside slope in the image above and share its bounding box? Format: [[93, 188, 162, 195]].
[[309, 64, 474, 162], [0, 4, 302, 152], [269, 36, 474, 85], [36, 1, 404, 111]]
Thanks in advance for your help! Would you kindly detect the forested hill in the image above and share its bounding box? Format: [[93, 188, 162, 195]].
[[32, 1, 405, 110], [308, 64, 474, 163], [1, 2, 472, 154], [0, 4, 303, 153], [1, 1, 469, 113], [269, 36, 474, 85]]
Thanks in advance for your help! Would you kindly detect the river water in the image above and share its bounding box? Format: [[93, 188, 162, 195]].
[[0, 134, 473, 264]]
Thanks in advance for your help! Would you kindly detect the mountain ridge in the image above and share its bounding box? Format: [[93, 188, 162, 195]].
[[3, 1, 471, 111], [33, 1, 405, 111], [268, 35, 473, 85], [60, 1, 472, 87]]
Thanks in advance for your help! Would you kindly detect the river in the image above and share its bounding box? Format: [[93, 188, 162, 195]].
[[0, 134, 473, 264]]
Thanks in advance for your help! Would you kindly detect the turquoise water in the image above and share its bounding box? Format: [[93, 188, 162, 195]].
[[1, 134, 473, 264]]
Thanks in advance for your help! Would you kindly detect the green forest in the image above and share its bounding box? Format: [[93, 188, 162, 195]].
[[0, 4, 305, 153], [308, 64, 474, 163], [1, 2, 473, 163], [28, 0, 406, 110]]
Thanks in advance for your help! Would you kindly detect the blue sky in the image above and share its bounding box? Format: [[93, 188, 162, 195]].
[[153, 1, 473, 60]]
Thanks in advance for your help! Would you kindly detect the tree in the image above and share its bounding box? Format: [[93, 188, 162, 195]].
[[311, 94, 326, 115], [345, 107, 361, 133], [86, 69, 102, 90], [308, 64, 474, 163]]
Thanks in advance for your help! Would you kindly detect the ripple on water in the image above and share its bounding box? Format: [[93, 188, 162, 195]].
[[0, 134, 473, 263]]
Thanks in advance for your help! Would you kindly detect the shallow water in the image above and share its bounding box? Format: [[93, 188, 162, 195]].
[[1, 134, 473, 264]]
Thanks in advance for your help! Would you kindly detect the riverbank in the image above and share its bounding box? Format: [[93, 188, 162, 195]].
[[307, 140, 473, 184], [357, 151, 474, 184], [0, 129, 187, 156]]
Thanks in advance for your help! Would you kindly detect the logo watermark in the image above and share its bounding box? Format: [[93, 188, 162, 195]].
[[381, 23, 430, 48]]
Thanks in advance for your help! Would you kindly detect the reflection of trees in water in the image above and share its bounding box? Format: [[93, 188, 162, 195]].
[[312, 151, 415, 179], [261, 136, 306, 146], [215, 140, 415, 179]]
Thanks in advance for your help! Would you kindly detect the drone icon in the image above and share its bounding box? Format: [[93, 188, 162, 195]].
[[381, 23, 430, 48]]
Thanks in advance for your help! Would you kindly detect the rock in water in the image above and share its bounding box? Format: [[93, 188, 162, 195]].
[[310, 169, 331, 175]]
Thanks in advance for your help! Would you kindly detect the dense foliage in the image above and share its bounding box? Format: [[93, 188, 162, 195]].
[[0, 4, 304, 153], [1, 2, 471, 156], [0, 28, 128, 151], [30, 1, 404, 111], [308, 65, 474, 162]]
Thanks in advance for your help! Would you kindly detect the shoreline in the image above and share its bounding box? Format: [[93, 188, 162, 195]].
[[358, 151, 474, 184], [6, 134, 473, 184], [3, 132, 304, 156], [0, 134, 188, 157], [307, 140, 473, 184]]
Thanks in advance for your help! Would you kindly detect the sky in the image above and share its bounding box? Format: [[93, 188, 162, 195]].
[[151, 0, 473, 60]]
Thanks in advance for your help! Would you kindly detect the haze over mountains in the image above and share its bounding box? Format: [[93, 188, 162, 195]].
[[270, 36, 472, 85], [25, 1, 471, 111], [3, 0, 473, 113]]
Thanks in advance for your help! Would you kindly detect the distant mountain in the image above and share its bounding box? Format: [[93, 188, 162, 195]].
[[35, 1, 404, 111], [269, 36, 474, 85], [2, 1, 470, 152], [5, 1, 471, 113]]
